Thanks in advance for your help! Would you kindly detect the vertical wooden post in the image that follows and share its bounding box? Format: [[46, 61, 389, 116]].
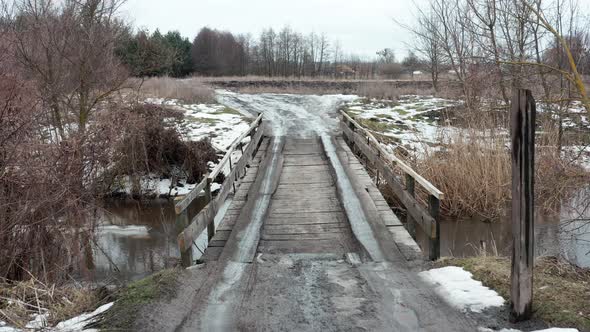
[[510, 89, 536, 322], [376, 151, 381, 186], [177, 209, 192, 267], [348, 119, 356, 152], [428, 195, 440, 261], [205, 177, 215, 241], [405, 174, 416, 239]]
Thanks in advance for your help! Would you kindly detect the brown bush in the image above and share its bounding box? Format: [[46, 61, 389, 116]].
[[102, 103, 217, 193], [415, 115, 586, 220]]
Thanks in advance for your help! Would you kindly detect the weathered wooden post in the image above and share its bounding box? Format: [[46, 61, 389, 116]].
[[205, 177, 215, 241], [405, 174, 416, 238], [510, 89, 536, 322], [174, 196, 191, 267], [428, 194, 440, 261]]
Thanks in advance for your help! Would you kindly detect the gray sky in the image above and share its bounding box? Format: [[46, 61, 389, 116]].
[[121, 0, 429, 60], [121, 0, 590, 60]]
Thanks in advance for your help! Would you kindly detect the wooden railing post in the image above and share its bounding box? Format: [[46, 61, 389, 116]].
[[177, 208, 192, 267], [428, 195, 440, 261], [510, 89, 536, 322], [205, 177, 215, 241], [405, 174, 416, 239]]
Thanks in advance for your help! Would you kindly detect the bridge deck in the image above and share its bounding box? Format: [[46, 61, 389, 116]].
[[151, 133, 478, 332], [259, 137, 359, 254], [201, 135, 421, 262]]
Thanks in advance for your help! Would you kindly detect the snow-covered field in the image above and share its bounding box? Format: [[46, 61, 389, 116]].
[[343, 95, 461, 152], [145, 97, 251, 151]]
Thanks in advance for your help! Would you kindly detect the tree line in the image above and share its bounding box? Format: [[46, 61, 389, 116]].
[[117, 26, 423, 79]]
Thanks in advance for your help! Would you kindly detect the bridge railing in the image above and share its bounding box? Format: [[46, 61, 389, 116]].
[[175, 114, 264, 267], [340, 110, 443, 260]]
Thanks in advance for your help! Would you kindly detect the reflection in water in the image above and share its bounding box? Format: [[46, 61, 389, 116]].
[[416, 186, 590, 268], [82, 196, 233, 284], [87, 199, 180, 283]]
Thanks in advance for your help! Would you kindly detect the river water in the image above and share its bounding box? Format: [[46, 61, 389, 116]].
[[416, 186, 590, 268]]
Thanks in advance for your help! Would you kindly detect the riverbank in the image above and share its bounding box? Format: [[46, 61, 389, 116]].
[[436, 256, 590, 331]]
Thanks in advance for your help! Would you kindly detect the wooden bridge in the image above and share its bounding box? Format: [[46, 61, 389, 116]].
[[155, 110, 483, 331], [175, 111, 443, 267]]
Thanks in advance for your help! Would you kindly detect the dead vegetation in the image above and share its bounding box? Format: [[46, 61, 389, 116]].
[[436, 256, 590, 331], [100, 103, 218, 197], [136, 76, 215, 104], [0, 275, 110, 329], [415, 115, 587, 220]]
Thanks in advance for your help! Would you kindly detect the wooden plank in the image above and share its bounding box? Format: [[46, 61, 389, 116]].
[[174, 178, 207, 215], [341, 111, 444, 200], [509, 89, 536, 322], [374, 156, 437, 238], [215, 126, 264, 205], [281, 165, 330, 173], [209, 114, 263, 180], [257, 239, 353, 254], [269, 201, 342, 214], [266, 212, 347, 225], [200, 246, 224, 262], [283, 155, 327, 166], [177, 200, 218, 253], [261, 232, 348, 241], [405, 174, 417, 238], [210, 230, 232, 241], [263, 223, 348, 234]]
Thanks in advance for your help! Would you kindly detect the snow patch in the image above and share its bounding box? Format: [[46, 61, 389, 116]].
[[53, 302, 113, 331], [419, 266, 505, 313]]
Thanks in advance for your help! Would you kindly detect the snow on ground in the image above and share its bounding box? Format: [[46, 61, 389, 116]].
[[145, 97, 252, 151], [343, 95, 461, 152], [419, 266, 505, 313], [1, 302, 113, 332]]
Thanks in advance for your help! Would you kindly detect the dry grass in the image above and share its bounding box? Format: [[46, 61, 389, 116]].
[[235, 84, 346, 95], [356, 82, 433, 100], [135, 76, 215, 104], [0, 276, 104, 328], [436, 256, 590, 331], [415, 116, 587, 220]]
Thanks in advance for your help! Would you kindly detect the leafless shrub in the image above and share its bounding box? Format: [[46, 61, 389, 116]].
[[99, 103, 217, 196]]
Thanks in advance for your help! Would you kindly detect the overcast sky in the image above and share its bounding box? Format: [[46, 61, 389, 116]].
[[120, 0, 432, 60], [121, 0, 590, 60]]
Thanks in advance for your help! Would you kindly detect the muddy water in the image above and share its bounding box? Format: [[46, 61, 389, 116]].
[[415, 186, 590, 268], [80, 199, 180, 283]]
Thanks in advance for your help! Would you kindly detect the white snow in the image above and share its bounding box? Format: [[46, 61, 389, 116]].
[[144, 97, 252, 151], [343, 95, 462, 153], [1, 302, 114, 332], [419, 266, 505, 313], [53, 302, 113, 332]]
